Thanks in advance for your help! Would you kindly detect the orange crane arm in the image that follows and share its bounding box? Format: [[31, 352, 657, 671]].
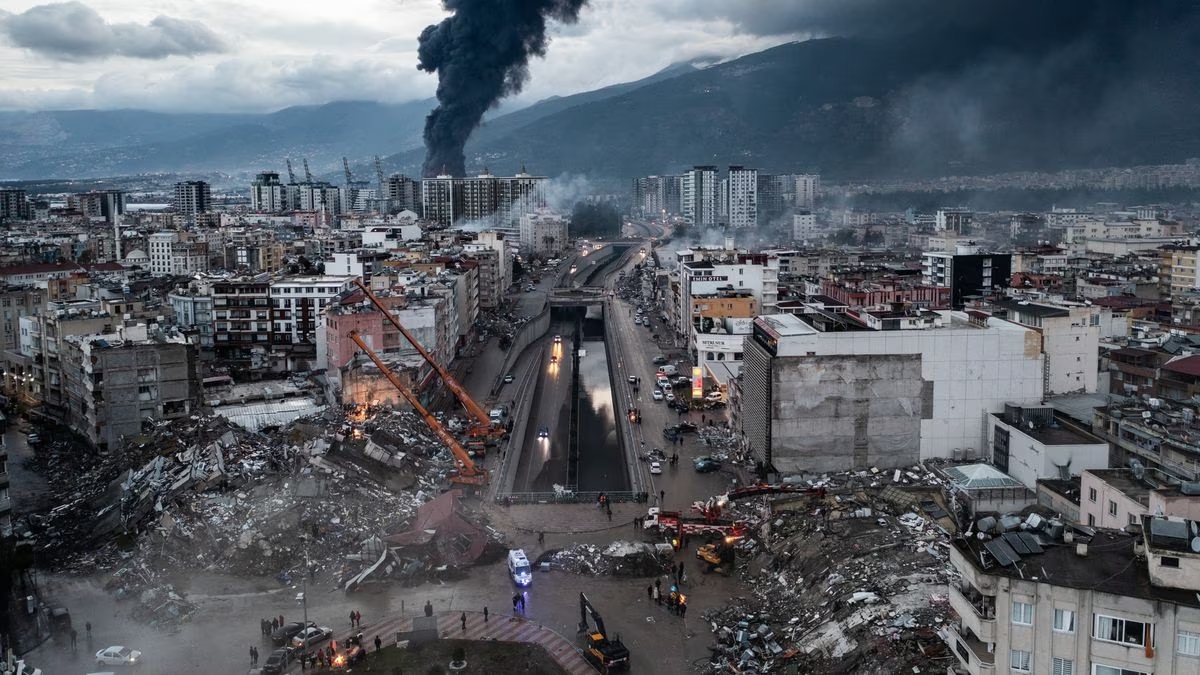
[[353, 278, 495, 431], [348, 331, 487, 485]]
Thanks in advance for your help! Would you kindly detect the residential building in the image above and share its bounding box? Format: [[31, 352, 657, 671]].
[[419, 170, 547, 228], [794, 174, 818, 211], [675, 253, 778, 352], [382, 174, 422, 214], [519, 210, 568, 257], [0, 189, 29, 223], [631, 175, 682, 219], [167, 283, 215, 349], [466, 231, 510, 309], [988, 300, 1103, 395], [1093, 396, 1200, 482], [681, 166, 718, 228], [740, 312, 1043, 475], [986, 403, 1109, 489], [173, 181, 211, 217], [1160, 243, 1200, 297], [921, 250, 1013, 309], [67, 191, 125, 223], [935, 208, 973, 235], [250, 171, 286, 213], [211, 279, 272, 374], [726, 166, 758, 229], [947, 515, 1200, 675], [270, 275, 357, 371], [792, 212, 817, 241], [59, 323, 198, 452], [1081, 468, 1200, 529]]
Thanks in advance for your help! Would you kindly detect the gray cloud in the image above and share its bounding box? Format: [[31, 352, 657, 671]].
[[0, 1, 226, 62]]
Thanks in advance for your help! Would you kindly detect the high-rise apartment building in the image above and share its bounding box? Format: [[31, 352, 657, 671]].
[[383, 174, 422, 214], [173, 181, 211, 217], [68, 190, 125, 223], [726, 166, 759, 229], [682, 166, 718, 228], [419, 170, 547, 228], [250, 172, 286, 213], [794, 174, 818, 210], [0, 189, 29, 223], [922, 250, 1012, 309], [936, 207, 974, 235]]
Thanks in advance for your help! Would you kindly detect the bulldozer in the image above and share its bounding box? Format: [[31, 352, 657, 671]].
[[578, 592, 630, 672], [696, 535, 741, 575]]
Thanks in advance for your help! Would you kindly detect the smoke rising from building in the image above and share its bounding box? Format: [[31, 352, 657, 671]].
[[417, 0, 589, 178]]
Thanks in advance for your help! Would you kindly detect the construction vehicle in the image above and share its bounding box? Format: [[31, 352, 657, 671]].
[[696, 534, 742, 575], [642, 508, 746, 549], [578, 593, 630, 673], [347, 331, 488, 486], [353, 278, 505, 445]]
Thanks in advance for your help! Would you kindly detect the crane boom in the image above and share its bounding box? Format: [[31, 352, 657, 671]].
[[352, 278, 499, 436], [343, 156, 353, 186], [286, 158, 296, 184], [348, 331, 487, 485], [303, 158, 313, 183]]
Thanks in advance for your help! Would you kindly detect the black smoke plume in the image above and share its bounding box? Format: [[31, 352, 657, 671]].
[[418, 0, 588, 178]]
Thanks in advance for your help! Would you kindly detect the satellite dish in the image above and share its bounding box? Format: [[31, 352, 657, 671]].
[[1192, 521, 1199, 536], [1191, 537, 1200, 554]]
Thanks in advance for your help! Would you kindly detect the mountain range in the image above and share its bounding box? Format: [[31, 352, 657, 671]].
[[3, 25, 1200, 184]]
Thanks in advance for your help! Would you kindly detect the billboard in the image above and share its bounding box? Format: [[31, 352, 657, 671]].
[[692, 366, 703, 399]]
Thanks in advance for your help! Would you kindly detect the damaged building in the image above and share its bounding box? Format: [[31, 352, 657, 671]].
[[739, 312, 1044, 474]]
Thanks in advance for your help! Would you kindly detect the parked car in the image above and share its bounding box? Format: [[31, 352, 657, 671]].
[[291, 625, 333, 649], [25, 432, 41, 445], [664, 391, 676, 402], [261, 648, 293, 675], [503, 373, 514, 383], [652, 355, 668, 365], [651, 390, 664, 401], [649, 461, 663, 475], [627, 375, 638, 384], [95, 646, 142, 667], [271, 621, 316, 645], [694, 457, 721, 473]]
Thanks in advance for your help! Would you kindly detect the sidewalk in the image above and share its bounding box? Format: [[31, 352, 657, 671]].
[[289, 610, 593, 675]]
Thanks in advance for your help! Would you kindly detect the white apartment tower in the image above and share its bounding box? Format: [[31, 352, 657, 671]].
[[250, 172, 285, 213], [795, 174, 818, 210], [173, 181, 211, 217], [727, 166, 758, 229], [682, 166, 718, 228]]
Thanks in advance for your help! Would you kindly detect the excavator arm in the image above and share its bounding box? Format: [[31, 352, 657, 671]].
[[578, 593, 607, 637], [353, 278, 500, 438], [348, 331, 487, 486]]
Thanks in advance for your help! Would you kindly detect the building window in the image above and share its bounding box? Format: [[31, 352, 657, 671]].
[[1162, 556, 1180, 568], [1108, 500, 1118, 517], [1128, 513, 1138, 526], [1088, 514, 1096, 526], [1011, 601, 1033, 626], [1053, 608, 1076, 633], [1092, 666, 1147, 675], [1010, 649, 1031, 672], [1088, 487, 1097, 502], [1093, 614, 1149, 646], [1052, 657, 1074, 675], [1179, 630, 1200, 656]]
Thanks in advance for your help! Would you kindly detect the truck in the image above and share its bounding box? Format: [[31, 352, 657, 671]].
[[641, 507, 746, 548], [578, 593, 630, 673]]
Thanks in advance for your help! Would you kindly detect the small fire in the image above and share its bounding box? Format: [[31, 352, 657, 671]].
[[333, 654, 346, 667]]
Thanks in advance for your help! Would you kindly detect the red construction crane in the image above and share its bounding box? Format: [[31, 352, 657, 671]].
[[353, 278, 503, 441], [348, 331, 487, 486]]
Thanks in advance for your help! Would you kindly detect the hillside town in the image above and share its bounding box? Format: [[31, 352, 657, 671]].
[[1, 162, 1200, 675]]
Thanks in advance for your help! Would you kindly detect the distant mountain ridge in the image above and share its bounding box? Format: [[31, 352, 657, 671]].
[[5, 26, 1200, 183]]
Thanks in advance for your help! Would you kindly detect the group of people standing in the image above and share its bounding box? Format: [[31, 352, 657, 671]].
[[646, 574, 689, 617]]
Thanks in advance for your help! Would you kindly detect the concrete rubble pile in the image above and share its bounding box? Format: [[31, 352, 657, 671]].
[[22, 404, 495, 602], [540, 541, 673, 577], [701, 464, 959, 674]]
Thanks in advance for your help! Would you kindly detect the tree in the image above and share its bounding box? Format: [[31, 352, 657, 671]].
[[830, 228, 860, 246]]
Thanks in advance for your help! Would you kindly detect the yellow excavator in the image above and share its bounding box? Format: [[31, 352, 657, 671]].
[[696, 535, 742, 575], [578, 593, 630, 673]]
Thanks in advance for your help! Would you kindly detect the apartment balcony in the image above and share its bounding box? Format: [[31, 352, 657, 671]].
[[942, 624, 995, 675], [949, 584, 997, 644]]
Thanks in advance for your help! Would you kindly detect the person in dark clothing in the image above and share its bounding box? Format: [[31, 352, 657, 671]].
[[538, 531, 545, 545], [70, 629, 77, 650], [86, 622, 92, 640], [460, 612, 467, 631], [646, 585, 653, 601], [350, 610, 356, 628], [513, 593, 520, 613], [659, 490, 665, 504], [424, 600, 434, 617], [375, 635, 382, 651], [606, 505, 612, 521], [680, 600, 688, 618], [271, 617, 279, 631], [483, 606, 489, 622]]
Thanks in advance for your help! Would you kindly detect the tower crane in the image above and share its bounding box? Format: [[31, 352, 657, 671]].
[[374, 155, 385, 192], [348, 331, 488, 486], [302, 158, 313, 183], [285, 158, 296, 184], [343, 156, 353, 186], [353, 278, 504, 442]]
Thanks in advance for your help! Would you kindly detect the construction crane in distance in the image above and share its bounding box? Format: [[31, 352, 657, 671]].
[[347, 331, 488, 486], [352, 278, 504, 442], [375, 155, 385, 191], [343, 157, 353, 186], [285, 158, 296, 184], [302, 158, 313, 183]]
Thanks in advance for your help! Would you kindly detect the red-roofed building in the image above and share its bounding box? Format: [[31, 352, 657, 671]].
[[1159, 355, 1200, 401]]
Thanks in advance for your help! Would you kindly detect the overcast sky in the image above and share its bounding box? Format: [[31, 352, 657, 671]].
[[0, 0, 821, 113]]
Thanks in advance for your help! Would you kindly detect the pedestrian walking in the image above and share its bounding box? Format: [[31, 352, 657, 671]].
[[424, 600, 434, 617], [483, 606, 489, 622], [538, 531, 545, 545], [86, 622, 92, 640], [460, 612, 467, 631], [654, 586, 662, 605], [655, 577, 662, 591], [279, 614, 285, 628], [513, 593, 520, 613], [646, 585, 652, 601], [659, 489, 665, 504], [350, 610, 356, 628], [375, 635, 382, 651], [271, 617, 279, 631], [357, 610, 363, 627], [606, 505, 612, 521], [70, 628, 77, 650], [632, 517, 639, 530], [680, 599, 688, 618]]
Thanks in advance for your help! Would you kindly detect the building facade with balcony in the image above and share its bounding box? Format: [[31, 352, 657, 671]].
[[946, 515, 1200, 675]]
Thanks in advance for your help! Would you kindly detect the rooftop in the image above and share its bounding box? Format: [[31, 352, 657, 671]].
[[952, 528, 1200, 608], [992, 299, 1071, 319], [944, 464, 1025, 490], [992, 413, 1106, 446], [1086, 468, 1151, 506]]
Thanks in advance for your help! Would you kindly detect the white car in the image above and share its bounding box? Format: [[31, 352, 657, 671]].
[[651, 389, 664, 401], [649, 461, 663, 475], [291, 625, 334, 648], [665, 391, 676, 402], [95, 646, 141, 667]]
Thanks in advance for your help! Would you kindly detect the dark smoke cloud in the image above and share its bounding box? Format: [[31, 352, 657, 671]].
[[418, 0, 588, 178]]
